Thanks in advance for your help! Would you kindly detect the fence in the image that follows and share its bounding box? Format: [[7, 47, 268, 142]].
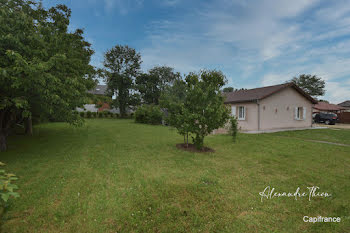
[[337, 112, 350, 123]]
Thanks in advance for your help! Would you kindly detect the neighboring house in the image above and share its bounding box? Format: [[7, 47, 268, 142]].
[[87, 85, 108, 95], [313, 102, 346, 113], [76, 104, 99, 112], [338, 100, 350, 112], [76, 85, 112, 113], [221, 83, 317, 132]]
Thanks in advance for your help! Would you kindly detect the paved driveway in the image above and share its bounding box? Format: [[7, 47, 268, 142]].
[[314, 123, 350, 129]]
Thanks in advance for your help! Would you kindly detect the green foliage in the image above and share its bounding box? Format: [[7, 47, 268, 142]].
[[135, 105, 163, 125], [0, 162, 19, 204], [228, 117, 238, 142], [136, 66, 180, 105], [290, 74, 325, 97], [86, 111, 92, 118], [0, 0, 96, 150], [114, 113, 120, 118], [103, 111, 111, 118], [87, 94, 112, 105], [92, 112, 97, 118], [98, 112, 104, 118], [79, 112, 85, 118], [163, 70, 230, 150], [103, 45, 142, 117], [223, 87, 234, 92]]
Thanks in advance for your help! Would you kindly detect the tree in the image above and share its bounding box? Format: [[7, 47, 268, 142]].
[[290, 74, 325, 97], [0, 0, 96, 151], [103, 45, 141, 117], [163, 70, 230, 150], [160, 79, 189, 144], [136, 66, 180, 105], [223, 87, 234, 92], [136, 73, 161, 105]]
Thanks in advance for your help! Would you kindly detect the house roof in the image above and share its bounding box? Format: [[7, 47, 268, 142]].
[[314, 102, 347, 111], [87, 85, 108, 95], [223, 83, 317, 104], [338, 100, 350, 108]]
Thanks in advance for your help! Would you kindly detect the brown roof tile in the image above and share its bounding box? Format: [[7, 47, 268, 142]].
[[223, 83, 317, 104], [314, 102, 346, 111], [338, 100, 350, 108]]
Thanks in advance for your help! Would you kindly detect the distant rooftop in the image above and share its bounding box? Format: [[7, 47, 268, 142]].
[[338, 100, 350, 108], [88, 85, 108, 95], [314, 102, 346, 111]]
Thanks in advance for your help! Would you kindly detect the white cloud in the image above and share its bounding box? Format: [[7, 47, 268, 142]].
[[161, 0, 181, 7], [104, 0, 143, 14], [325, 82, 350, 104]]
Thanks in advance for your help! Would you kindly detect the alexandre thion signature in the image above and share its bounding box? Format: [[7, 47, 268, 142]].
[[259, 186, 332, 202]]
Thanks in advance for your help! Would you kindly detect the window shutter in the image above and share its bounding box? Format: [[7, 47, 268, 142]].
[[294, 107, 298, 120], [243, 106, 246, 120], [303, 107, 306, 120], [231, 106, 236, 117]]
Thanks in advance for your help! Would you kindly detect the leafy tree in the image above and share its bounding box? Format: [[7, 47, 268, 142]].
[[0, 0, 95, 151], [290, 74, 325, 97], [136, 73, 161, 105], [223, 87, 234, 92], [136, 66, 180, 105], [103, 45, 141, 117], [184, 70, 230, 149], [160, 79, 189, 144], [163, 70, 229, 150], [149, 66, 180, 90]]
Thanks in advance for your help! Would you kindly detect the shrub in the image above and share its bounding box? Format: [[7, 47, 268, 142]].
[[135, 105, 163, 124], [98, 112, 104, 118], [79, 112, 85, 118], [114, 113, 120, 118], [86, 111, 92, 118], [228, 116, 238, 142], [92, 112, 97, 118], [162, 70, 229, 150], [104, 111, 111, 118], [0, 162, 19, 205]]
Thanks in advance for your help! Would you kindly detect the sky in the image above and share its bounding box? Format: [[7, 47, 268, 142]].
[[42, 0, 350, 103]]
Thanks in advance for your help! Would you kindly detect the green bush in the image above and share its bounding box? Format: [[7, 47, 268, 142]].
[[98, 112, 104, 118], [86, 111, 92, 118], [228, 116, 238, 142], [0, 162, 19, 205], [79, 112, 85, 118], [135, 105, 163, 124], [92, 112, 97, 118], [104, 111, 111, 118], [114, 113, 119, 118]]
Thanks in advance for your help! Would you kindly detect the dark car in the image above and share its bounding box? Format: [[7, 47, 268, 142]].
[[313, 112, 337, 125]]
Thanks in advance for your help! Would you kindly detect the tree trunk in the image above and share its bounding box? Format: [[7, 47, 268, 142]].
[[0, 131, 7, 152], [25, 116, 33, 135], [186, 132, 189, 147]]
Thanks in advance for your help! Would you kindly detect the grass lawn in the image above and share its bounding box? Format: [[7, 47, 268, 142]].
[[272, 128, 350, 145], [1, 119, 349, 232]]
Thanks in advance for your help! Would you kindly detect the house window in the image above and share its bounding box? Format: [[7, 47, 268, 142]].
[[231, 106, 236, 117], [295, 107, 306, 120], [238, 106, 245, 120]]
